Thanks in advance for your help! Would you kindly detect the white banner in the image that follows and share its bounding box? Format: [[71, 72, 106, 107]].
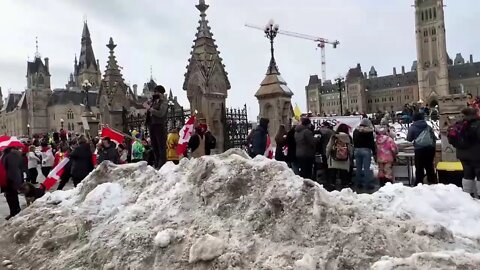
[[309, 116, 363, 134]]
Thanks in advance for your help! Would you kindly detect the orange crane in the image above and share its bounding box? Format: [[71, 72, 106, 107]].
[[245, 23, 339, 83]]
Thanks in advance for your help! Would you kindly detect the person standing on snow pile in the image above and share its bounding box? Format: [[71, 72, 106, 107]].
[[376, 126, 398, 187], [325, 123, 354, 191], [407, 112, 438, 185], [147, 85, 168, 169], [294, 118, 316, 180], [353, 118, 377, 190], [40, 142, 54, 178], [69, 136, 94, 187], [27, 145, 40, 184], [167, 128, 180, 164], [249, 118, 269, 158], [97, 137, 119, 165], [448, 107, 480, 198], [274, 124, 288, 162], [2, 146, 24, 220]]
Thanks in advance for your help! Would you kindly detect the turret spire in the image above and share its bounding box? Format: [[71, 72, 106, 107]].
[[34, 36, 40, 59]]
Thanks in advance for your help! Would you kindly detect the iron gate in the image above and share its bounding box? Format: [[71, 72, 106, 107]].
[[223, 104, 249, 150]]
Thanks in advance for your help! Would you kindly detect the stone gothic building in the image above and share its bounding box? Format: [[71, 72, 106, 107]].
[[0, 22, 145, 136], [183, 0, 231, 151], [306, 0, 480, 115]]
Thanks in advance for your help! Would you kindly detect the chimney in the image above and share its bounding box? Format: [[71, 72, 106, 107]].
[[393, 67, 397, 75], [44, 57, 49, 72], [470, 54, 474, 63], [363, 72, 367, 78], [401, 66, 405, 75], [133, 84, 138, 97]]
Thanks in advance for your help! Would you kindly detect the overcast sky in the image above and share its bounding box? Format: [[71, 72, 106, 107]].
[[0, 0, 479, 119]]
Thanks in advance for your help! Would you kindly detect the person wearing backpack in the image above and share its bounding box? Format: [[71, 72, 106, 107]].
[[353, 118, 376, 190], [448, 107, 480, 197], [407, 112, 437, 185], [325, 123, 354, 190]]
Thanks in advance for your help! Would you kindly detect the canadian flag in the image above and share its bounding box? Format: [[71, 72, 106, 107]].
[[101, 127, 125, 145], [0, 136, 24, 151], [177, 115, 196, 156], [264, 135, 274, 159], [42, 157, 70, 190]]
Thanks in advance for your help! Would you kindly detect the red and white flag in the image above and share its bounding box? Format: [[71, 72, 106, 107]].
[[177, 115, 196, 156], [264, 135, 274, 159], [42, 157, 70, 190], [0, 136, 24, 151], [101, 127, 125, 145]]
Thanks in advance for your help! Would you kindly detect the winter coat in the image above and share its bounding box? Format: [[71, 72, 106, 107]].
[[294, 125, 316, 159], [406, 120, 437, 150], [97, 143, 119, 165], [70, 143, 94, 181], [149, 95, 168, 125], [3, 149, 24, 190], [456, 118, 480, 163], [326, 132, 354, 171], [376, 134, 398, 163], [285, 127, 297, 163], [275, 134, 287, 162], [317, 127, 334, 156], [27, 152, 41, 169], [188, 132, 216, 157], [131, 141, 145, 161], [353, 126, 376, 154], [41, 148, 54, 168], [251, 125, 268, 157], [167, 132, 180, 161]]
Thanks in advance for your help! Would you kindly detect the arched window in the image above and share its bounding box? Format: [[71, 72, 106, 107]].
[[429, 8, 433, 19], [67, 110, 74, 120], [38, 75, 44, 85], [421, 11, 424, 21], [433, 8, 437, 18]]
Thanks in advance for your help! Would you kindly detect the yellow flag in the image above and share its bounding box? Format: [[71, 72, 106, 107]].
[[294, 104, 302, 120]]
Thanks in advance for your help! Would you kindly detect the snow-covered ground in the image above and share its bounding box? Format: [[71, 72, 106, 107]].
[[0, 149, 479, 270]]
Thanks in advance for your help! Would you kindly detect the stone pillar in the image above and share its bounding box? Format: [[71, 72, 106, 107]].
[[438, 94, 467, 162], [79, 111, 100, 139]]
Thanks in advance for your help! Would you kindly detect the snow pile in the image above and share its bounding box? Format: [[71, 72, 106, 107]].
[[0, 149, 479, 270]]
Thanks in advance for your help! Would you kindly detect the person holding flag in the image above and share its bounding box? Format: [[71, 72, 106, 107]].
[[177, 114, 197, 158]]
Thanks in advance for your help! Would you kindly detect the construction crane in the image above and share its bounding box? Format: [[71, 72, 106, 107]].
[[245, 23, 339, 83]]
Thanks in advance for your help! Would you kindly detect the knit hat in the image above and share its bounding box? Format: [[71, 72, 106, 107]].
[[360, 118, 372, 127]]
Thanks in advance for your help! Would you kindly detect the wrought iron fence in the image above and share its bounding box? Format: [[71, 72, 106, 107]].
[[223, 104, 249, 150]]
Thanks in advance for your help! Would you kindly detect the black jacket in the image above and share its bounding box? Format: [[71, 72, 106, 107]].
[[70, 143, 94, 181], [98, 143, 119, 164], [149, 95, 168, 125], [353, 126, 376, 153], [456, 119, 480, 163], [188, 132, 216, 155], [285, 127, 297, 163], [294, 125, 316, 159], [3, 149, 24, 190]]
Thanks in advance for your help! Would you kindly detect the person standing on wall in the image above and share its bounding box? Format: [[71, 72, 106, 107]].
[[147, 85, 168, 169], [407, 112, 437, 185]]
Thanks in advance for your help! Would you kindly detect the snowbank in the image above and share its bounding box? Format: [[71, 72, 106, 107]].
[[0, 149, 479, 270]]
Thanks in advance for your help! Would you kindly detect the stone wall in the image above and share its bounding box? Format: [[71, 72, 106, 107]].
[[438, 94, 467, 162]]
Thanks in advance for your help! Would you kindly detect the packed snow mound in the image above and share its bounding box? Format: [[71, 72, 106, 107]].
[[0, 148, 480, 270]]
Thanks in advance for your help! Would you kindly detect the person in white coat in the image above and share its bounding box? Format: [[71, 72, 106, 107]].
[[27, 145, 41, 184], [40, 142, 54, 178]]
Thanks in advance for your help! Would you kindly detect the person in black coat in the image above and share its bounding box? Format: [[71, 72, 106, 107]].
[[97, 137, 119, 165], [69, 137, 94, 187], [250, 118, 269, 158], [3, 147, 24, 220]]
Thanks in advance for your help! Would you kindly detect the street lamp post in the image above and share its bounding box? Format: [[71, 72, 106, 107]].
[[60, 118, 64, 130], [264, 19, 279, 74], [27, 124, 30, 138], [335, 76, 344, 116], [82, 80, 92, 112]]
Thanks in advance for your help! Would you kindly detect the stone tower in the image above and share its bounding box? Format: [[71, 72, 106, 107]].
[[25, 43, 51, 134], [74, 22, 101, 88], [414, 0, 449, 105], [98, 37, 129, 131], [255, 41, 293, 145], [183, 0, 231, 152]]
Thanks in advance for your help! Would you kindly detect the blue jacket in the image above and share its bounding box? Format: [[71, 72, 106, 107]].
[[407, 120, 436, 149]]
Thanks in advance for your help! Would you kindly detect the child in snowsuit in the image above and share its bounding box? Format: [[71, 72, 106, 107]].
[[376, 127, 398, 186]]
